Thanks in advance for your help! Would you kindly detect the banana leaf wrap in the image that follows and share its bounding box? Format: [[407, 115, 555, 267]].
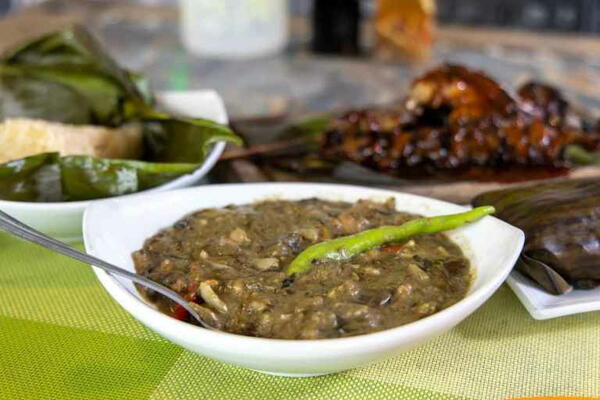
[[472, 179, 600, 295], [0, 26, 241, 202]]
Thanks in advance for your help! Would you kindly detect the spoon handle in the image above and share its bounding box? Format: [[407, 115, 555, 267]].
[[0, 210, 208, 328]]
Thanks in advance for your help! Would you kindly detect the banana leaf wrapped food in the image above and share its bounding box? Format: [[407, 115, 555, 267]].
[[0, 26, 241, 201], [472, 179, 600, 295]]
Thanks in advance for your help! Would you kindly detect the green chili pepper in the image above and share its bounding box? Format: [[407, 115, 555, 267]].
[[286, 206, 495, 276]]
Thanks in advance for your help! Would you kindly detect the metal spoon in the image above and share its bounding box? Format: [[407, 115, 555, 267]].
[[0, 210, 210, 329]]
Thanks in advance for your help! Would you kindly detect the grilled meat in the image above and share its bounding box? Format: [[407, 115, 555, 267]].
[[321, 65, 600, 177], [517, 81, 571, 128]]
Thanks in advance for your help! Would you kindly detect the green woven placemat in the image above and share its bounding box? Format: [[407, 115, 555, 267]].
[[1, 233, 598, 400]]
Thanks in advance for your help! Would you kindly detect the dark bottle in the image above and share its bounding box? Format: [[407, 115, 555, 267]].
[[0, 0, 11, 16], [311, 0, 362, 55]]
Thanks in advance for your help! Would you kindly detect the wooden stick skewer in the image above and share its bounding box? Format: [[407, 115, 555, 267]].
[[219, 137, 310, 160]]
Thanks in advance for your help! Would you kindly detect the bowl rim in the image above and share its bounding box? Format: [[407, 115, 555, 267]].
[[0, 141, 226, 210], [84, 182, 524, 352]]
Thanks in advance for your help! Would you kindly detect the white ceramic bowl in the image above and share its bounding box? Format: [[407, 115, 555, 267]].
[[0, 90, 228, 242], [83, 183, 524, 377]]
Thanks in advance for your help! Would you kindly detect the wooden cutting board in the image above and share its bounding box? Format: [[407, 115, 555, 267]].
[[212, 159, 600, 204]]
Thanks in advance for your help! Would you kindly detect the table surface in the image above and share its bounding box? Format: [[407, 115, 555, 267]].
[[1, 234, 599, 399], [1, 1, 600, 120], [1, 3, 600, 399]]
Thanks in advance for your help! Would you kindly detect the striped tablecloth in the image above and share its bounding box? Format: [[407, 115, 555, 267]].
[[1, 233, 599, 399]]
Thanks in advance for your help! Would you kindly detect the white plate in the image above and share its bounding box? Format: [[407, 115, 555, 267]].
[[507, 271, 600, 320], [0, 90, 228, 242], [83, 183, 524, 377]]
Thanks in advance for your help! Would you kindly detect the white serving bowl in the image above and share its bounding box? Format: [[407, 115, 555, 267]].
[[0, 90, 228, 242], [83, 183, 524, 377]]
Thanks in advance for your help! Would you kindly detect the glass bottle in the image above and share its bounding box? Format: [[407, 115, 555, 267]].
[[311, 0, 361, 55], [374, 0, 436, 62]]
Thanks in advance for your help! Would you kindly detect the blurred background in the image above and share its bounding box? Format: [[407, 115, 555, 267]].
[[0, 0, 599, 120]]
